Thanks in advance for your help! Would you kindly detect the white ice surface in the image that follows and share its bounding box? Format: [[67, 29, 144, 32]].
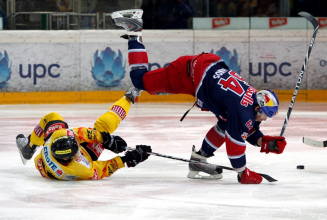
[[1, 103, 327, 220]]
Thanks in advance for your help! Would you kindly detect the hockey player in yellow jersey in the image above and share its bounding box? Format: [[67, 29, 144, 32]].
[[15, 87, 152, 180]]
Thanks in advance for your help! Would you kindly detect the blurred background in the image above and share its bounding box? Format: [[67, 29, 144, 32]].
[[1, 0, 327, 30]]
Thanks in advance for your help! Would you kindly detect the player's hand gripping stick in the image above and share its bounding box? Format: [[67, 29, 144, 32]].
[[124, 147, 277, 182]]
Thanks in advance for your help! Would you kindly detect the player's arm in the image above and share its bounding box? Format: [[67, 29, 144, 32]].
[[86, 145, 152, 180], [245, 122, 286, 154], [74, 127, 128, 154], [226, 109, 262, 184]]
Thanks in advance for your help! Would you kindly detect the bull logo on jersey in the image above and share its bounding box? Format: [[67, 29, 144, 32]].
[[211, 47, 241, 74], [0, 50, 12, 88], [91, 47, 126, 87]]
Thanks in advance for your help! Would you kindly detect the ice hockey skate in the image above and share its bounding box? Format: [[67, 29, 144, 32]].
[[111, 9, 143, 34], [124, 86, 142, 104], [16, 134, 38, 165], [187, 145, 223, 179]]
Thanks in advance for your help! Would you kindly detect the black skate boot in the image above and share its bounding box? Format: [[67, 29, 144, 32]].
[[187, 145, 223, 179], [16, 134, 38, 165]]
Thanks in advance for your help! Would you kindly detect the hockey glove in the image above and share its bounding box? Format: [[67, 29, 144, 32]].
[[238, 167, 262, 184], [261, 135, 286, 154], [123, 145, 152, 167], [101, 132, 127, 154]]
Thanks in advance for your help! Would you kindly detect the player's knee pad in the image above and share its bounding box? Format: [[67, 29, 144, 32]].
[[130, 68, 147, 90]]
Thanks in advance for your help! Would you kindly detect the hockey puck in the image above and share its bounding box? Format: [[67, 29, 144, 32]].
[[297, 165, 305, 169]]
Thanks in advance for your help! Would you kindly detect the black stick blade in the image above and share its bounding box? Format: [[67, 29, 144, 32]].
[[259, 173, 278, 182], [298, 12, 319, 29]]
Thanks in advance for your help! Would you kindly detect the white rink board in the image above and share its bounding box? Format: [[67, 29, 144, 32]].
[[0, 29, 326, 92]]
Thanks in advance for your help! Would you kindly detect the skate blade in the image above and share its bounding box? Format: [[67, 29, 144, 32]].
[[17, 147, 27, 165], [187, 171, 223, 179]]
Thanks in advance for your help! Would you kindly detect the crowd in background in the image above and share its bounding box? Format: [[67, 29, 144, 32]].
[[1, 0, 327, 30]]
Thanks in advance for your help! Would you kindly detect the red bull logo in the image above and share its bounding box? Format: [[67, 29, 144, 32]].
[[241, 132, 248, 140]]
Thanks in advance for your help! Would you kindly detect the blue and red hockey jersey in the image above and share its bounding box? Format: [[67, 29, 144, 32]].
[[195, 60, 263, 170]]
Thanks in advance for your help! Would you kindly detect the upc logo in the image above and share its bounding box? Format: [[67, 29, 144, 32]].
[[91, 47, 126, 87], [0, 50, 12, 88], [318, 18, 327, 28], [269, 18, 287, 28], [212, 18, 230, 29], [211, 47, 241, 74]]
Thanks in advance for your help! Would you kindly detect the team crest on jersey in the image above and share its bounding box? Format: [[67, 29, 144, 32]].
[[241, 132, 248, 140]]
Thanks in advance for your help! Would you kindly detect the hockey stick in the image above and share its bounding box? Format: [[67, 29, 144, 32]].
[[302, 137, 327, 147], [280, 12, 319, 136], [126, 147, 277, 182]]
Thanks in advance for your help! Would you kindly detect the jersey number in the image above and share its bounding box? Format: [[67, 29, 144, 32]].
[[218, 76, 244, 96]]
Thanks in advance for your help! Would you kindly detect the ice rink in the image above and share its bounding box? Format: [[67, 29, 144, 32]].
[[1, 102, 327, 220]]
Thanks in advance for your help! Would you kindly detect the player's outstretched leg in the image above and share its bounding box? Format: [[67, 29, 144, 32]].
[[112, 9, 148, 91], [111, 9, 143, 36], [16, 134, 38, 165], [187, 145, 223, 179], [124, 86, 141, 104]]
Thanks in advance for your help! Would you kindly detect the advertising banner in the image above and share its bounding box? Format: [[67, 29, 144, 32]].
[[0, 29, 326, 93]]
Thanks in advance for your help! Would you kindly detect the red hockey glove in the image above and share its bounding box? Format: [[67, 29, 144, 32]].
[[261, 135, 286, 154], [238, 167, 262, 184]]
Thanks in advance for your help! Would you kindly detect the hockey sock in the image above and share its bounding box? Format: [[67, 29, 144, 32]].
[[128, 38, 148, 90], [199, 125, 225, 157], [128, 39, 148, 69]]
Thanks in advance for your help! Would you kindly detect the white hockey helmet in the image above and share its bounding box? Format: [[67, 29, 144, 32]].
[[255, 89, 279, 118]]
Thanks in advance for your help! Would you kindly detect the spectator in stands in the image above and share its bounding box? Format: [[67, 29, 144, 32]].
[[236, 0, 250, 17], [57, 0, 72, 12], [141, 0, 164, 29], [95, 0, 119, 13], [158, 0, 195, 29], [266, 0, 279, 17], [217, 0, 237, 17], [0, 6, 7, 29]]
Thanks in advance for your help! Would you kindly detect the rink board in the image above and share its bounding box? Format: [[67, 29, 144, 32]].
[[0, 30, 327, 103]]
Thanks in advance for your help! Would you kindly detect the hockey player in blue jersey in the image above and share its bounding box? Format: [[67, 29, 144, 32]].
[[112, 9, 287, 184]]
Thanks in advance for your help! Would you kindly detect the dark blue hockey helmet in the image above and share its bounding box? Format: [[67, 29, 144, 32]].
[[255, 89, 279, 118]]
